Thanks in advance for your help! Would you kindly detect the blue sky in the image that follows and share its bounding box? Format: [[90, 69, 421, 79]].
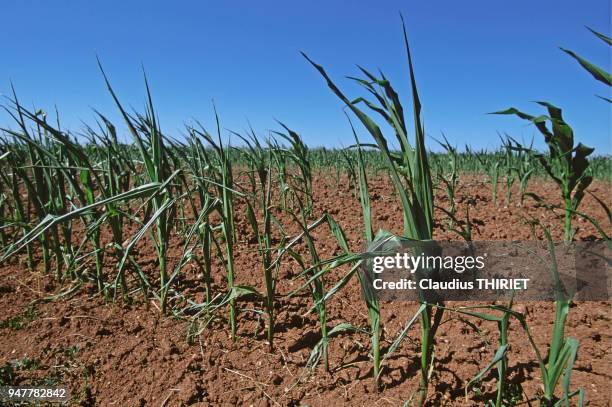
[[1, 1, 610, 153]]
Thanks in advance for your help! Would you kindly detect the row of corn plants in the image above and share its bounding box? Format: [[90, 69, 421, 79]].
[[0, 18, 610, 407]]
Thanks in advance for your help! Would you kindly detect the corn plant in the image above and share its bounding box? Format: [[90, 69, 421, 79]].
[[525, 225, 584, 405], [287, 195, 332, 370], [99, 63, 179, 313], [453, 300, 514, 407], [84, 114, 138, 297], [461, 228, 584, 406], [268, 138, 290, 210], [438, 202, 474, 242], [475, 149, 501, 205], [348, 119, 382, 386], [435, 134, 459, 226], [164, 163, 220, 316], [493, 103, 594, 241], [500, 136, 518, 207], [237, 131, 279, 350], [180, 132, 220, 304], [340, 147, 358, 193], [272, 123, 313, 217], [304, 16, 442, 403], [506, 137, 536, 206], [190, 120, 239, 339]]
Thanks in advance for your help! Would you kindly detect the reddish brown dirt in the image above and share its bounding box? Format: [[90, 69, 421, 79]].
[[1, 174, 610, 406]]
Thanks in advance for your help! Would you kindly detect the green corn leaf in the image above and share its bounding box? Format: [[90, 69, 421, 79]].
[[490, 108, 554, 141], [465, 344, 509, 400], [382, 302, 426, 364], [560, 47, 611, 86], [306, 260, 362, 313], [115, 194, 179, 277], [228, 285, 261, 301], [325, 213, 350, 253], [307, 322, 357, 368], [560, 338, 580, 407], [586, 26, 612, 45], [596, 94, 612, 103], [588, 191, 612, 224], [571, 175, 593, 211]]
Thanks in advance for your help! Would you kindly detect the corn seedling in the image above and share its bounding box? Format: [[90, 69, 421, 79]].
[[85, 115, 138, 297], [304, 16, 442, 403], [273, 123, 313, 217], [340, 147, 358, 194], [238, 131, 279, 350], [527, 224, 583, 405], [507, 137, 536, 206], [499, 136, 518, 207], [449, 300, 514, 407], [435, 134, 459, 227], [190, 119, 239, 339], [99, 63, 179, 313], [287, 197, 332, 370], [180, 132, 220, 303], [493, 103, 594, 241], [348, 118, 382, 387], [475, 149, 501, 205]]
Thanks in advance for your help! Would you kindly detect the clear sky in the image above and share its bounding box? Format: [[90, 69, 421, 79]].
[[1, 1, 610, 153]]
